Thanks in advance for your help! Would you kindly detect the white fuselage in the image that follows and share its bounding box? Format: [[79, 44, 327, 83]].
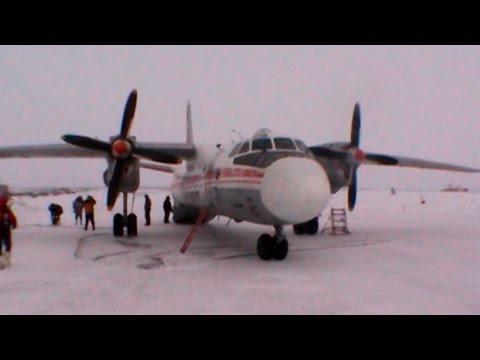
[[171, 132, 332, 226]]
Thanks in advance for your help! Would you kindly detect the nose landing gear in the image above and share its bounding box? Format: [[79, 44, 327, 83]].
[[257, 225, 289, 261]]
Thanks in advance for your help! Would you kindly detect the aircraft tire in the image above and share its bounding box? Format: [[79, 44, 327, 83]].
[[293, 224, 305, 235], [294, 217, 319, 236], [127, 213, 138, 236], [113, 214, 124, 237], [273, 239, 289, 261], [305, 217, 319, 235], [257, 234, 275, 260]]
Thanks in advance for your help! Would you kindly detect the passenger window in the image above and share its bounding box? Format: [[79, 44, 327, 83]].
[[274, 138, 296, 150], [252, 138, 273, 151], [238, 141, 250, 154], [229, 143, 242, 157], [294, 139, 309, 153]]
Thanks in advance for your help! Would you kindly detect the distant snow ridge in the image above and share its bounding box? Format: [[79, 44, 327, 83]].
[[10, 187, 100, 198], [441, 183, 469, 192]]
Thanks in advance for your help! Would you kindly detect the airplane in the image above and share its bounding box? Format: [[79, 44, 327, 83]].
[[1, 89, 479, 261]]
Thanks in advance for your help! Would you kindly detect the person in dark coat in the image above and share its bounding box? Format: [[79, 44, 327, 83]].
[[144, 194, 152, 226], [48, 203, 63, 225], [163, 196, 172, 224], [72, 196, 84, 225]]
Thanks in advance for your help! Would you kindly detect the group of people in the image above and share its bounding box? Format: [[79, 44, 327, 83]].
[[1, 192, 173, 269], [145, 194, 172, 225], [48, 194, 172, 228], [71, 195, 97, 230], [48, 195, 97, 230]]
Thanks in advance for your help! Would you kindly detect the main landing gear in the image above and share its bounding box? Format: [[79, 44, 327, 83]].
[[113, 192, 138, 237], [257, 225, 289, 261]]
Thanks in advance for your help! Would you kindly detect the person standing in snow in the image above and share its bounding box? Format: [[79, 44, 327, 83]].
[[144, 194, 152, 226], [163, 196, 172, 224], [84, 195, 96, 231], [0, 195, 17, 268], [72, 196, 84, 226], [48, 203, 63, 225]]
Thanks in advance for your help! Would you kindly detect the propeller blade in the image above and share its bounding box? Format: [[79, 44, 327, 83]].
[[309, 146, 348, 160], [62, 135, 111, 153], [107, 159, 126, 210], [351, 103, 361, 147], [132, 147, 182, 164], [365, 153, 399, 166], [348, 168, 357, 211], [120, 89, 138, 138]]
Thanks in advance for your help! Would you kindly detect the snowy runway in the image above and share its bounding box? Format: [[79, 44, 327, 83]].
[[1, 189, 479, 314]]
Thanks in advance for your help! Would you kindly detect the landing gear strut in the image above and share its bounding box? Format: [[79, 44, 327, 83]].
[[257, 225, 289, 261], [113, 192, 138, 237]]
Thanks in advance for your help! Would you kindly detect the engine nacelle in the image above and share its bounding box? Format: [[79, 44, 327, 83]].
[[103, 157, 140, 193], [312, 142, 352, 194]]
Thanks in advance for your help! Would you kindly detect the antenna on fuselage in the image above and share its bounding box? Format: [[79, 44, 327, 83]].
[[232, 129, 244, 141]]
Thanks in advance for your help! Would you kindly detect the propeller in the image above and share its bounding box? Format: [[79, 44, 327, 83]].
[[309, 103, 480, 211], [104, 90, 138, 210], [62, 89, 139, 210], [309, 103, 364, 211]]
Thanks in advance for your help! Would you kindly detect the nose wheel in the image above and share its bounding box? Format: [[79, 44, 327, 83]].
[[257, 226, 289, 261]]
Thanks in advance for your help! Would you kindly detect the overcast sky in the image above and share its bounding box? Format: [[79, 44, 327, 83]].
[[1, 45, 480, 191]]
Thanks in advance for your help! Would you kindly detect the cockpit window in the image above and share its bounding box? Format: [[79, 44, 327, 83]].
[[229, 143, 242, 157], [238, 141, 250, 154], [252, 138, 273, 151], [294, 139, 309, 153], [274, 138, 296, 150]]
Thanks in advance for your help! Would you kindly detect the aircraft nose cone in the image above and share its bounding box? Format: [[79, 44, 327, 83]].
[[261, 157, 331, 224]]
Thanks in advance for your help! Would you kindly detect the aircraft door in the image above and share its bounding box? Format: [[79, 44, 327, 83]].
[[204, 149, 223, 207]]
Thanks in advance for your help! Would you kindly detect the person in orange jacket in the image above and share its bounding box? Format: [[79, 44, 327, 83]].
[[0, 195, 17, 268], [83, 195, 96, 231]]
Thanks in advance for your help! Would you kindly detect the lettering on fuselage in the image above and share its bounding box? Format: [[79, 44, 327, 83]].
[[172, 167, 264, 192]]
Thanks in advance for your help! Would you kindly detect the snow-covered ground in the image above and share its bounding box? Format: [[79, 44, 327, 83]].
[[1, 188, 479, 314]]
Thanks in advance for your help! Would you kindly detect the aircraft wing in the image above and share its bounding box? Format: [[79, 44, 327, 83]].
[[363, 153, 480, 173], [0, 142, 196, 163], [134, 142, 196, 161], [310, 146, 480, 173], [139, 161, 176, 173], [0, 144, 106, 159]]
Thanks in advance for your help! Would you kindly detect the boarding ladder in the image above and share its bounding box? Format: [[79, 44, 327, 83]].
[[321, 208, 350, 235], [180, 208, 208, 253]]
